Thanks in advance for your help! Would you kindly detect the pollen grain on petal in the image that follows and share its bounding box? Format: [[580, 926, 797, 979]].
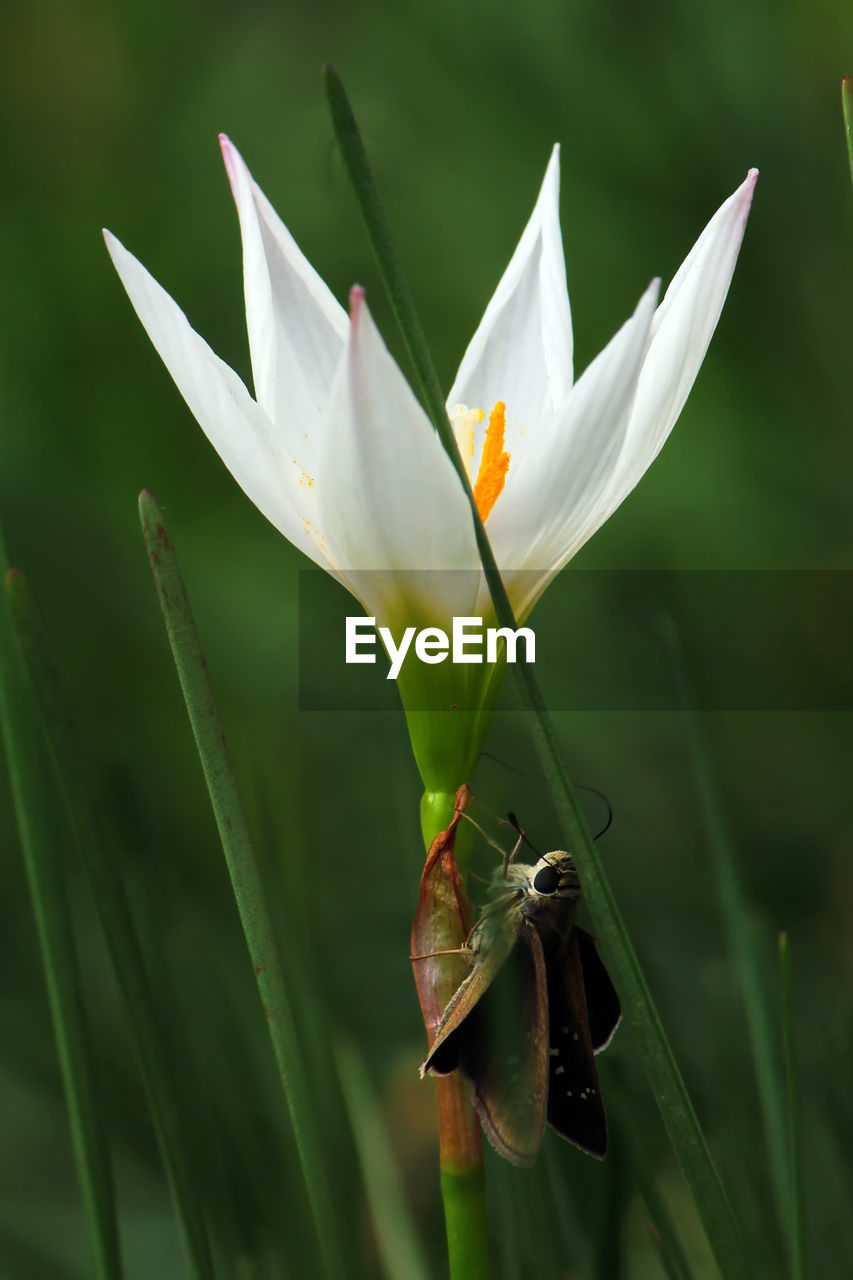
[[449, 403, 484, 481], [473, 401, 510, 523]]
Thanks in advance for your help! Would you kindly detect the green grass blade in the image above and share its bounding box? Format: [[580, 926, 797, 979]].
[[325, 68, 748, 1280], [648, 1226, 691, 1280], [138, 489, 346, 1280], [641, 1192, 696, 1280], [631, 1159, 696, 1280], [608, 1073, 696, 1280], [779, 934, 810, 1280], [487, 1159, 521, 1280], [0, 551, 123, 1279], [4, 567, 215, 1280], [504, 635, 747, 1280], [842, 77, 853, 190], [0, 1223, 79, 1280], [323, 64, 461, 477], [595, 1131, 629, 1280], [541, 1144, 593, 1275], [335, 1038, 431, 1280], [663, 618, 789, 1240], [485, 667, 749, 1279]]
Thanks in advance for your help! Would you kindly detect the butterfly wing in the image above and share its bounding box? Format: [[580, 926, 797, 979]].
[[421, 922, 549, 1166], [575, 926, 622, 1052], [467, 922, 549, 1166], [546, 928, 608, 1159], [420, 929, 512, 1077]]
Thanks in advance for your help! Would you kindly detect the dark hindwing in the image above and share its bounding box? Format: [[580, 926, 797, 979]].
[[546, 929, 608, 1159], [423, 923, 549, 1166], [575, 926, 622, 1051]]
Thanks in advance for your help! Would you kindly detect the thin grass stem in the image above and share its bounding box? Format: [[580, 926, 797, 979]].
[[0, 539, 122, 1280], [663, 616, 789, 1243], [779, 933, 810, 1280], [138, 489, 346, 1280], [842, 77, 853, 189], [335, 1038, 432, 1280], [5, 566, 215, 1279]]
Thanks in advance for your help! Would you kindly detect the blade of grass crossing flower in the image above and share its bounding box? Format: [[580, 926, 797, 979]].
[[324, 71, 748, 1280], [4, 567, 215, 1280], [335, 1038, 431, 1280], [503, 641, 747, 1280], [138, 489, 346, 1280], [323, 65, 463, 481], [0, 554, 122, 1280], [779, 934, 810, 1280], [662, 617, 789, 1242], [842, 77, 853, 189]]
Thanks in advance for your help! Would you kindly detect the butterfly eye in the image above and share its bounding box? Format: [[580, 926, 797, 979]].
[[532, 864, 560, 895]]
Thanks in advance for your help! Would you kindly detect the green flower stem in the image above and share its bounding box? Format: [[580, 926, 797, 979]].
[[404, 662, 504, 824], [440, 1160, 489, 1280], [842, 77, 853, 189], [138, 490, 345, 1280], [416, 786, 489, 1278], [324, 68, 494, 1273], [0, 547, 122, 1280], [779, 934, 810, 1280], [420, 789, 459, 851], [5, 567, 215, 1280], [324, 67, 747, 1280]]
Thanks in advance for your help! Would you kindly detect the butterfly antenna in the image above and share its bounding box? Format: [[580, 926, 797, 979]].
[[576, 785, 613, 841], [478, 750, 542, 780], [503, 811, 541, 862]]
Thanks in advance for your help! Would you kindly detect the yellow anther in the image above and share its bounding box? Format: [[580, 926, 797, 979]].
[[473, 401, 510, 523]]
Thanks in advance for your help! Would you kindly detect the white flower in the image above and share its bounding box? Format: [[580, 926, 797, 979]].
[[105, 137, 756, 628]]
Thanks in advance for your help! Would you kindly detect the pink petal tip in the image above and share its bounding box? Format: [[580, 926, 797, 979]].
[[348, 284, 365, 322], [218, 134, 237, 185]]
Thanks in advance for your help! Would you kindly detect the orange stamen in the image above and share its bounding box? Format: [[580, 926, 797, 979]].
[[473, 401, 510, 523]]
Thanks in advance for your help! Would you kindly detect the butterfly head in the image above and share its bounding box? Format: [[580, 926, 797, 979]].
[[500, 848, 581, 902], [527, 850, 581, 899]]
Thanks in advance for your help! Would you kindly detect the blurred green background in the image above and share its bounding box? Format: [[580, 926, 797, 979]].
[[1, 0, 852, 1276]]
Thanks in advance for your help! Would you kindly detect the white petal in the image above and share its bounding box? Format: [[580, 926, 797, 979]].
[[104, 230, 337, 574], [219, 135, 348, 463], [317, 289, 480, 620], [598, 169, 758, 519], [487, 280, 659, 619], [447, 146, 573, 450]]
